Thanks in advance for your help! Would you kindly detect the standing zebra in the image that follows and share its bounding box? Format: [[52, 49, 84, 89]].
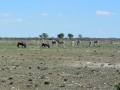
[[52, 40, 57, 46], [77, 40, 81, 45], [89, 41, 92, 47], [71, 40, 75, 46], [56, 40, 65, 47]]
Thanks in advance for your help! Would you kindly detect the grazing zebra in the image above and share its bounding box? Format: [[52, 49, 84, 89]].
[[77, 40, 81, 45], [71, 40, 74, 46], [56, 40, 65, 47], [17, 41, 26, 48], [94, 40, 99, 45]]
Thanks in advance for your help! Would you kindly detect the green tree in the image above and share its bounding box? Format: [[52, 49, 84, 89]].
[[39, 33, 48, 39], [57, 33, 64, 38], [78, 34, 82, 38], [39, 35, 43, 39], [42, 33, 48, 38], [68, 33, 74, 39]]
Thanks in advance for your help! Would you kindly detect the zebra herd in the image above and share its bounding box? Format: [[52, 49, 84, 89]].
[[17, 40, 100, 48]]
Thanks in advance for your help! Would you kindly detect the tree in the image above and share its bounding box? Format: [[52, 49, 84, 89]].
[[42, 33, 48, 38], [39, 35, 43, 39], [68, 33, 74, 39], [57, 33, 64, 38], [39, 33, 48, 39], [78, 34, 82, 38]]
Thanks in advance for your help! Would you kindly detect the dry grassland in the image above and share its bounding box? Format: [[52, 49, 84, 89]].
[[0, 40, 120, 90]]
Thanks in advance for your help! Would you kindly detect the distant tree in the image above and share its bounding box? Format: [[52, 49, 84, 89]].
[[78, 34, 82, 38], [39, 35, 43, 39], [57, 33, 64, 38], [68, 33, 74, 39], [39, 33, 48, 39], [42, 33, 48, 39]]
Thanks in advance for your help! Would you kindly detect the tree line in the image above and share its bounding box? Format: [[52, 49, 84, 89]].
[[39, 33, 82, 39]]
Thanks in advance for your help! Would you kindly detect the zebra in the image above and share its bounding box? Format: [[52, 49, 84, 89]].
[[77, 40, 81, 45], [52, 40, 57, 46], [89, 41, 92, 47], [56, 40, 65, 47], [71, 40, 75, 46]]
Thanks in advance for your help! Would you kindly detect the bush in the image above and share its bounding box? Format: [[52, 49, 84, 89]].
[[41, 75, 45, 79], [60, 83, 65, 87], [115, 83, 120, 90]]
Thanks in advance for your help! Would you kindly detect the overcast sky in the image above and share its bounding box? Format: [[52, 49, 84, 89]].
[[0, 0, 120, 38]]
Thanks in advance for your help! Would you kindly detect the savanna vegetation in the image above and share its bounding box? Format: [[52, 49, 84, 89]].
[[0, 37, 120, 90]]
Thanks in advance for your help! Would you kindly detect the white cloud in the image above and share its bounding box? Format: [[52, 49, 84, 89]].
[[2, 13, 11, 16], [0, 18, 22, 23], [16, 18, 22, 22], [40, 13, 48, 16], [0, 19, 13, 23], [96, 11, 115, 16]]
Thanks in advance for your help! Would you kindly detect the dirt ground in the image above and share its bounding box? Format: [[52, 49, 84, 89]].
[[0, 40, 120, 90]]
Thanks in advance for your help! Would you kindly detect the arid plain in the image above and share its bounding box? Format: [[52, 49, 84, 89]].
[[0, 39, 120, 90]]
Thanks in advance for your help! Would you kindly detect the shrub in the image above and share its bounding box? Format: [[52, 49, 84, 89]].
[[115, 83, 120, 90], [40, 67, 48, 70], [44, 81, 50, 85], [60, 83, 65, 87], [41, 75, 45, 79]]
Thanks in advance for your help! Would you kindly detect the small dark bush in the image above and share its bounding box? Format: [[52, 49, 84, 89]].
[[9, 81, 13, 85], [28, 78, 33, 82], [44, 81, 50, 85], [37, 66, 40, 69], [41, 75, 45, 79], [64, 78, 68, 81], [40, 67, 48, 70], [115, 83, 120, 90], [8, 77, 13, 80], [60, 83, 65, 87]]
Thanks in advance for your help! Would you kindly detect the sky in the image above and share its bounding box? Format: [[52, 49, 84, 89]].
[[0, 0, 120, 38]]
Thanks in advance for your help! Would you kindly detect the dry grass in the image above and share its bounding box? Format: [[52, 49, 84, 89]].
[[0, 40, 120, 90]]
